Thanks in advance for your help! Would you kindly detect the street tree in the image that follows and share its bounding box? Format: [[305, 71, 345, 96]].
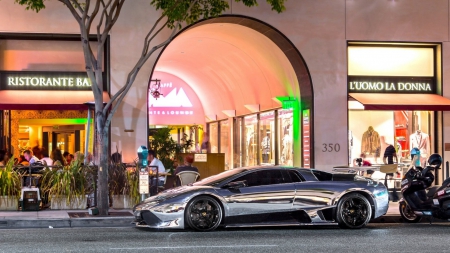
[[15, 0, 287, 215]]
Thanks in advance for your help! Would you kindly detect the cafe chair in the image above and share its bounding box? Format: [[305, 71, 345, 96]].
[[177, 171, 200, 186]]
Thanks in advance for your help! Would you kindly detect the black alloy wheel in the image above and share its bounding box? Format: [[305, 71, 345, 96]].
[[336, 193, 372, 229], [399, 202, 422, 223], [185, 196, 223, 232]]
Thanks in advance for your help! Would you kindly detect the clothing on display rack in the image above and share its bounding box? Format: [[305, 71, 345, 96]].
[[261, 134, 270, 163], [409, 129, 430, 166], [361, 126, 381, 157]]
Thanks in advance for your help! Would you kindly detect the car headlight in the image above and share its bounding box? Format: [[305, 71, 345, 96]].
[[152, 203, 185, 213]]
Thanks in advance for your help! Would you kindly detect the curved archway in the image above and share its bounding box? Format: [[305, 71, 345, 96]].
[[148, 15, 314, 167]]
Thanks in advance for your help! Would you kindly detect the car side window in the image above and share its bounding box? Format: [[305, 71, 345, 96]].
[[288, 170, 302, 182], [229, 170, 284, 187]]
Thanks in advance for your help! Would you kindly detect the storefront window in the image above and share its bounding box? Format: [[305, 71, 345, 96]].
[[244, 114, 258, 166], [278, 109, 293, 166], [209, 122, 219, 153], [349, 110, 434, 168], [220, 120, 230, 170], [259, 111, 275, 165], [233, 118, 243, 168]]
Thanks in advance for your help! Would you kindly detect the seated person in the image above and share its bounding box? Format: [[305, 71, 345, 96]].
[[174, 155, 199, 186]]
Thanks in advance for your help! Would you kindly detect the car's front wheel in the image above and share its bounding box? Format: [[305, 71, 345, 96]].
[[336, 193, 372, 229], [185, 196, 223, 232]]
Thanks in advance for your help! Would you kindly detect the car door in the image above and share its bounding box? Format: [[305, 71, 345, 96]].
[[291, 170, 336, 210], [218, 169, 296, 220]]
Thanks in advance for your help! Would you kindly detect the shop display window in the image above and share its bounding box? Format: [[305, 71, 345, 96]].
[[209, 122, 219, 153], [233, 118, 243, 168], [219, 120, 230, 170], [348, 110, 434, 168], [278, 109, 293, 166], [244, 114, 258, 166], [259, 111, 275, 165]]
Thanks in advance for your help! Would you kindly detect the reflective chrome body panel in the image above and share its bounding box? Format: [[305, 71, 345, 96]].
[[133, 166, 389, 229]]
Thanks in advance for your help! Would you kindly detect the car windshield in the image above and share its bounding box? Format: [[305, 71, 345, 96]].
[[193, 168, 246, 186]]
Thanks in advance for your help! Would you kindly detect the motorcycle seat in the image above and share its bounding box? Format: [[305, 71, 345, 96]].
[[426, 185, 441, 198]]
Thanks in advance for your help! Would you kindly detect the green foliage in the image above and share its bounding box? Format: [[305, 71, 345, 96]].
[[41, 155, 89, 204], [151, 0, 286, 28], [14, 0, 45, 12], [0, 158, 21, 197], [108, 162, 139, 206], [149, 127, 181, 173]]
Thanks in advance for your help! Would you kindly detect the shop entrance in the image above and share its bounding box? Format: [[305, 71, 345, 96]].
[[148, 16, 313, 171], [6, 110, 92, 159]]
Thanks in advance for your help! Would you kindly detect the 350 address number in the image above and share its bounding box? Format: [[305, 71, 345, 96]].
[[322, 143, 340, 152]]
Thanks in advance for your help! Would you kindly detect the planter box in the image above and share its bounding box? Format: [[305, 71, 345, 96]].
[[0, 196, 19, 211], [111, 195, 135, 209], [50, 195, 87, 210]]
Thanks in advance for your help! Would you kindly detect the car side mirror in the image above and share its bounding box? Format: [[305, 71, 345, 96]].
[[224, 180, 247, 189]]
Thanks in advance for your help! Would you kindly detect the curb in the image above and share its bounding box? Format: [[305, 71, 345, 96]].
[[0, 217, 134, 229], [371, 215, 448, 224]]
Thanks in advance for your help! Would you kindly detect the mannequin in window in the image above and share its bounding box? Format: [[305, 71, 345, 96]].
[[261, 132, 270, 164], [409, 129, 430, 167], [361, 126, 381, 162]]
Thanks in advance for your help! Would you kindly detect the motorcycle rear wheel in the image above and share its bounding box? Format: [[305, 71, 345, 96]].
[[399, 202, 422, 223]]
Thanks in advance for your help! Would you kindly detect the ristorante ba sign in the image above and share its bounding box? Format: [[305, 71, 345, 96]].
[[0, 71, 106, 91], [348, 76, 435, 94]]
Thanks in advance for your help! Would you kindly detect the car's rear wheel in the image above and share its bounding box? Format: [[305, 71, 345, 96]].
[[399, 201, 422, 223], [336, 193, 372, 229], [185, 196, 222, 232]]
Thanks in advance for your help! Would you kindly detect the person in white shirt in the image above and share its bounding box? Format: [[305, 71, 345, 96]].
[[23, 150, 39, 164], [40, 150, 53, 167], [148, 150, 166, 195]]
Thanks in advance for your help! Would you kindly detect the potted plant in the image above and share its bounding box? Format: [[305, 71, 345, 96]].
[[0, 158, 21, 210], [41, 156, 89, 209], [149, 127, 182, 174], [108, 162, 139, 209]]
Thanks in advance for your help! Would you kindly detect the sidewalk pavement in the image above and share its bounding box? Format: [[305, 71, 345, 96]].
[[0, 202, 444, 229], [0, 208, 135, 229]]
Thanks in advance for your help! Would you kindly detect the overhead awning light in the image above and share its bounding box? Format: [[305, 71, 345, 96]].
[[0, 91, 110, 110], [349, 93, 450, 111]]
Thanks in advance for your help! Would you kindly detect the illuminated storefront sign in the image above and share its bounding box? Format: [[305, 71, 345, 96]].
[[348, 76, 435, 94], [148, 71, 205, 125], [0, 71, 107, 91]]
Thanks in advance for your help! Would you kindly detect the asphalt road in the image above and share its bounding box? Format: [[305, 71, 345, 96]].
[[0, 223, 449, 253]]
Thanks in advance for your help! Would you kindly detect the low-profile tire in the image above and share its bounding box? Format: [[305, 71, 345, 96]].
[[185, 196, 223, 232], [336, 193, 372, 229], [399, 202, 422, 223]]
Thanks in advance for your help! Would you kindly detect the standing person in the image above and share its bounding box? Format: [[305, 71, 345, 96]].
[[383, 142, 399, 202], [200, 132, 211, 153], [148, 150, 165, 195], [51, 148, 65, 167], [174, 155, 199, 186], [23, 150, 39, 164], [383, 143, 398, 165]]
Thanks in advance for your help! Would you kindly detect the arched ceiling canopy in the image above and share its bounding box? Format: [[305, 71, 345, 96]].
[[154, 18, 306, 121]]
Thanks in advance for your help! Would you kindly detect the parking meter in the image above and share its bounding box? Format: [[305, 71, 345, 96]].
[[137, 146, 149, 201], [137, 146, 148, 168]]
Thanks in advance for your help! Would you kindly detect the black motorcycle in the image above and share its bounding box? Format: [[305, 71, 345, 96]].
[[399, 153, 450, 222]]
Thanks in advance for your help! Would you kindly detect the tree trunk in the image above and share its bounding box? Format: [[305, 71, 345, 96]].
[[95, 113, 109, 216]]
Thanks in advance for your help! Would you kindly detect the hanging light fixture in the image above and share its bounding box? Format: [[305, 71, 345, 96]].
[[150, 79, 163, 99]]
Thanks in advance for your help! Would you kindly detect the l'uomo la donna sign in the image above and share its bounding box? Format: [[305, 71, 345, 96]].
[[348, 76, 435, 94], [0, 71, 107, 91]]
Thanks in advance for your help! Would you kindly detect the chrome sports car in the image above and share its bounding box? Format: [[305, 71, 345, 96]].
[[132, 166, 389, 231]]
